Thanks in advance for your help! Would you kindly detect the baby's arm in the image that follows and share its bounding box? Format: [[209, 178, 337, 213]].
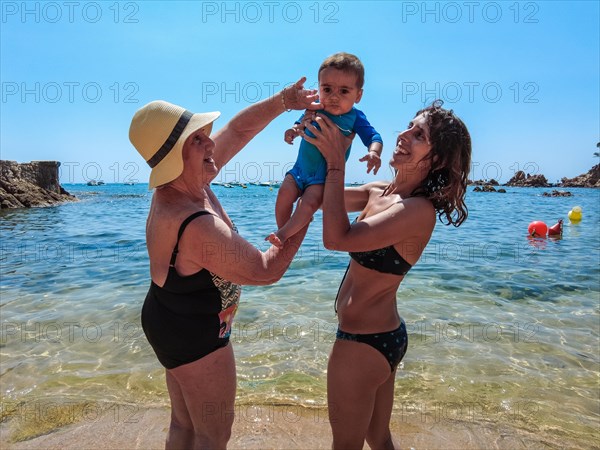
[[354, 109, 383, 175], [359, 142, 383, 175], [284, 111, 309, 145], [284, 123, 303, 144]]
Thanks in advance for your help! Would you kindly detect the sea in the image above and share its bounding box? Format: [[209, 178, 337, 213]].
[[1, 183, 599, 447]]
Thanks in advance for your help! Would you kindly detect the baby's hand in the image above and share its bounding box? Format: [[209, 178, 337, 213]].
[[284, 127, 301, 145], [359, 151, 382, 175]]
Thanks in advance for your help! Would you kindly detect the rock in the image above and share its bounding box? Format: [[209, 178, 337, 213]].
[[473, 185, 504, 193], [470, 179, 499, 186], [559, 165, 600, 188], [0, 160, 77, 209], [542, 190, 573, 197], [505, 171, 549, 187]]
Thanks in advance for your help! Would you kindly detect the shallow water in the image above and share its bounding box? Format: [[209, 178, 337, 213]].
[[1, 184, 599, 446]]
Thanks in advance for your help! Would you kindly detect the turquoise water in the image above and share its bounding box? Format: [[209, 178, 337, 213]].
[[1, 184, 599, 445]]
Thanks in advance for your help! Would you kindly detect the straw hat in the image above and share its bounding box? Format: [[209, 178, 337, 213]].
[[129, 100, 220, 189]]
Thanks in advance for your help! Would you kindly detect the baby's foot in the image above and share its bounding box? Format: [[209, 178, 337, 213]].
[[265, 232, 284, 249]]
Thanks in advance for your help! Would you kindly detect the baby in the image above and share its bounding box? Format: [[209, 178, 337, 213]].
[[266, 52, 383, 248]]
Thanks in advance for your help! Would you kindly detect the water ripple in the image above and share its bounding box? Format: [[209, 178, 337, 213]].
[[1, 184, 598, 442]]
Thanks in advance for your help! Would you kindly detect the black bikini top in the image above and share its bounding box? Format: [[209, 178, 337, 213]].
[[348, 218, 412, 276]]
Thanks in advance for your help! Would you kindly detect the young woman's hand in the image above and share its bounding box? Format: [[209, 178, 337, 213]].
[[301, 113, 354, 168]]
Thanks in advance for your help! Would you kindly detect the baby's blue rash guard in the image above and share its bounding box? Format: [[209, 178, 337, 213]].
[[287, 107, 382, 191]]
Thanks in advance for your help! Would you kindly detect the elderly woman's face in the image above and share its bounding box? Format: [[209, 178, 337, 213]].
[[182, 129, 217, 180], [390, 113, 432, 170]]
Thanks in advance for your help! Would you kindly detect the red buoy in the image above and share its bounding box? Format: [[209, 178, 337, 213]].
[[548, 219, 563, 237], [528, 221, 548, 237]]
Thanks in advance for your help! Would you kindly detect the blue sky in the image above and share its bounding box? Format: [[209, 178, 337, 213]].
[[1, 1, 598, 184]]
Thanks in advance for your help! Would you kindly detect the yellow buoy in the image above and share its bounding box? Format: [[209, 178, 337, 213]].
[[568, 206, 582, 222]]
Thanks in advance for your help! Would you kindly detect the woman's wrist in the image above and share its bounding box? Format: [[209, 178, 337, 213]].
[[280, 88, 292, 113], [326, 166, 345, 184], [326, 159, 345, 172], [327, 164, 345, 177]]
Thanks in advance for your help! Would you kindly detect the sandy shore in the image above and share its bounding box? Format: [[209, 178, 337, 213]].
[[1, 403, 586, 450]]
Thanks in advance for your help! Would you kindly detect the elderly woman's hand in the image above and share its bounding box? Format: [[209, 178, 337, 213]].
[[301, 113, 355, 168], [282, 77, 322, 111]]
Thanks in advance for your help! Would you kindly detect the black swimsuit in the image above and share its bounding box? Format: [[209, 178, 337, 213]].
[[335, 217, 411, 371], [141, 211, 241, 369]]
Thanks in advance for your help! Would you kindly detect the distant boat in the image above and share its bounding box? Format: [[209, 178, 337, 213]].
[[87, 180, 104, 186], [259, 181, 281, 187], [123, 181, 135, 185]]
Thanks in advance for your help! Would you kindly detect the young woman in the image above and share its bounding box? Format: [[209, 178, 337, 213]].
[[303, 100, 471, 449]]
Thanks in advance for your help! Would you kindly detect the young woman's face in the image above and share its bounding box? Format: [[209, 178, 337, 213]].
[[318, 67, 363, 116], [390, 113, 433, 171]]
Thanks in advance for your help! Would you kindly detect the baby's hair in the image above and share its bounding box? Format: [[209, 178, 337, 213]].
[[318, 52, 365, 89]]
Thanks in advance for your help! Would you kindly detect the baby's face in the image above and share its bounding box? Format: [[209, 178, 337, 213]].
[[318, 68, 363, 116]]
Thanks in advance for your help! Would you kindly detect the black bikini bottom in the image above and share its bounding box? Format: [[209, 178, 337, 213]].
[[336, 320, 408, 372]]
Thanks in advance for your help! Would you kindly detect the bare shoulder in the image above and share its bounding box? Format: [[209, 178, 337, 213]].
[[398, 196, 436, 231], [344, 181, 388, 211], [167, 211, 237, 275], [181, 210, 232, 241], [402, 195, 435, 211], [362, 180, 389, 191]]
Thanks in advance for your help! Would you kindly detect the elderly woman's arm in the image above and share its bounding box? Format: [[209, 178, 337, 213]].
[[178, 215, 308, 286], [212, 77, 320, 169]]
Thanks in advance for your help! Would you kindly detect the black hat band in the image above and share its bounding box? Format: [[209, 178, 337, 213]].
[[146, 110, 193, 168]]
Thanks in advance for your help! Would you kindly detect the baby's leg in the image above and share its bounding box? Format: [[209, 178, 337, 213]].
[[274, 183, 323, 245], [266, 175, 301, 248], [275, 175, 301, 228]]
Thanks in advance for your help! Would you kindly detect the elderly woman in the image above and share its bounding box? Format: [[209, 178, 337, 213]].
[[302, 100, 471, 449], [129, 79, 319, 449]]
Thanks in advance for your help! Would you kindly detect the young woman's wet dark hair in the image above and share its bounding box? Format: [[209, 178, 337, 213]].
[[413, 99, 472, 226]]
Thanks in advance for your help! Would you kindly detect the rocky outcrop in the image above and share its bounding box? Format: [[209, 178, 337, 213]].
[[542, 190, 573, 197], [473, 185, 506, 193], [0, 160, 77, 209], [469, 165, 599, 189], [559, 165, 600, 188], [505, 171, 549, 187], [471, 179, 504, 193], [470, 179, 499, 186]]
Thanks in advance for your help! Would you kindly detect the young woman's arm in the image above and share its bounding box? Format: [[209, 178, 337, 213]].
[[303, 114, 435, 253]]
